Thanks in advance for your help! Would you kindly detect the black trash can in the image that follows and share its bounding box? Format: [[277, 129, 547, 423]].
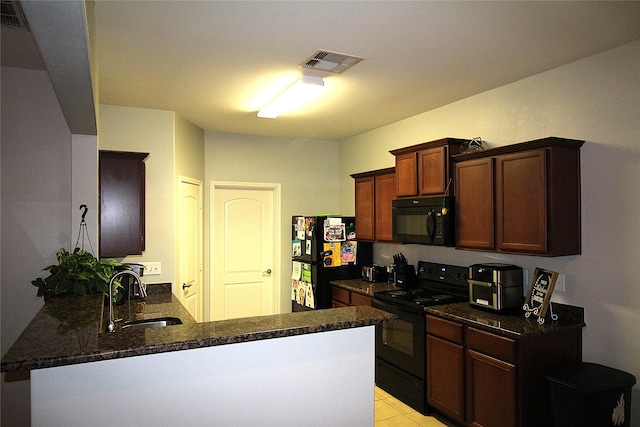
[[545, 362, 636, 427]]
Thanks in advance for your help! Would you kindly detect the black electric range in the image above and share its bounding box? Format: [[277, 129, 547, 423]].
[[372, 261, 469, 414], [374, 261, 469, 310]]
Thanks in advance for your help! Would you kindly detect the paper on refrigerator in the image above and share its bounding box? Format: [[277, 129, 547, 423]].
[[323, 218, 346, 242], [323, 242, 341, 267], [305, 282, 315, 309]]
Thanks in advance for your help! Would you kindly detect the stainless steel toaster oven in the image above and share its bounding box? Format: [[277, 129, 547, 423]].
[[362, 265, 388, 282], [468, 263, 523, 312]]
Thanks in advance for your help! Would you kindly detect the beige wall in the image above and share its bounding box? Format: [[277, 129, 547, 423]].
[[339, 40, 640, 418], [98, 114, 340, 317], [1, 66, 72, 425], [100, 106, 205, 294], [204, 132, 341, 313], [173, 114, 205, 299], [98, 105, 177, 284], [174, 114, 205, 180]]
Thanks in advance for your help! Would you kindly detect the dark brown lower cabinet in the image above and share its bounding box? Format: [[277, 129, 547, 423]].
[[427, 314, 582, 427], [427, 334, 465, 423], [466, 349, 516, 427], [331, 286, 372, 308]]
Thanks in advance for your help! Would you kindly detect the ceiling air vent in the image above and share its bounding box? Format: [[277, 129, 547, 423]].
[[300, 50, 364, 73], [1, 0, 29, 30]]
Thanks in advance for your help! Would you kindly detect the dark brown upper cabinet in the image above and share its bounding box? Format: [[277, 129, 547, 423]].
[[391, 138, 466, 198], [99, 150, 149, 258], [351, 167, 396, 242], [453, 137, 583, 257]]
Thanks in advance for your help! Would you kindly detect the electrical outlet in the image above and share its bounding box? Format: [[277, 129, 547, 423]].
[[141, 262, 161, 276], [555, 273, 566, 292]]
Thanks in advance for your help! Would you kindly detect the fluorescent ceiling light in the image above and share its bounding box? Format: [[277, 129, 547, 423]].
[[257, 75, 325, 119]]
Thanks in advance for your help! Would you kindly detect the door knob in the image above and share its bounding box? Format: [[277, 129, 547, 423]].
[[182, 283, 192, 290], [263, 269, 272, 275]]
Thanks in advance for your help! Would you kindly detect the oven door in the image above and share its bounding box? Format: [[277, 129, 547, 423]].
[[373, 298, 426, 379]]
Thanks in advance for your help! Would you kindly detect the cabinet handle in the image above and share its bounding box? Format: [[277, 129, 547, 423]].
[[263, 269, 272, 275]]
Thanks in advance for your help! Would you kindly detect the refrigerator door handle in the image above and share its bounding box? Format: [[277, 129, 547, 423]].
[[263, 269, 272, 275]]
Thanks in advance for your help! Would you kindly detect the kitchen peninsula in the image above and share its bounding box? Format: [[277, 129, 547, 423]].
[[2, 286, 396, 426]]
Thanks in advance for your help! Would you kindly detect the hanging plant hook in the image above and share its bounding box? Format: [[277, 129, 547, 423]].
[[80, 204, 88, 222], [75, 204, 95, 254]]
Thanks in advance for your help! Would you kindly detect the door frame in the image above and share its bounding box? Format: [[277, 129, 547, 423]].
[[177, 176, 204, 320], [209, 181, 282, 320]]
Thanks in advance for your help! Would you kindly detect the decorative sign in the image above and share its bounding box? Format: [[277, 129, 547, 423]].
[[523, 268, 559, 324]]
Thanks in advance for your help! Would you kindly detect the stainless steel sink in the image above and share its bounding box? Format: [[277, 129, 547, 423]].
[[120, 317, 183, 330]]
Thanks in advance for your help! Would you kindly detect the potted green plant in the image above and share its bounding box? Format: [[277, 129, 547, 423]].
[[32, 247, 122, 302]]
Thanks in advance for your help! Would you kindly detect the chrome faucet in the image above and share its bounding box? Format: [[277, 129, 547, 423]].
[[107, 270, 146, 332]]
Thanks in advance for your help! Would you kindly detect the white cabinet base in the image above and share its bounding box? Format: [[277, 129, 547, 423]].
[[32, 327, 375, 426]]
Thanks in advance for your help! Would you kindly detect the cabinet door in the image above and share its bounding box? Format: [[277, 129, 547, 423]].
[[419, 146, 447, 196], [466, 349, 516, 427], [350, 292, 372, 307], [496, 149, 547, 253], [427, 334, 465, 424], [99, 151, 148, 258], [374, 172, 396, 241], [395, 152, 418, 197], [331, 287, 351, 306], [354, 176, 375, 241], [332, 300, 349, 308], [455, 158, 494, 250]]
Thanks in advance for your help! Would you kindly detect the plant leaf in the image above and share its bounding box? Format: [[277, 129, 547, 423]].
[[31, 247, 121, 300]]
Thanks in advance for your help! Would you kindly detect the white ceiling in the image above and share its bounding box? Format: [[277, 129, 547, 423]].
[[6, 1, 640, 141]]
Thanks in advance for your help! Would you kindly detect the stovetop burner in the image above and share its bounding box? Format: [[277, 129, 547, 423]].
[[386, 288, 427, 297], [373, 261, 469, 312], [432, 294, 454, 301], [387, 290, 409, 297], [375, 288, 465, 311], [413, 294, 454, 304]]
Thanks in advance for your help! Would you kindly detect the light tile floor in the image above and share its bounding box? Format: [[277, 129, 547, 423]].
[[374, 386, 451, 427]]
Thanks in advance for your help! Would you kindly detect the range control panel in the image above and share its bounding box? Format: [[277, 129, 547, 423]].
[[418, 261, 468, 287]]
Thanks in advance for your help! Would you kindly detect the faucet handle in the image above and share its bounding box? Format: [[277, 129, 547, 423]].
[[138, 281, 147, 298]]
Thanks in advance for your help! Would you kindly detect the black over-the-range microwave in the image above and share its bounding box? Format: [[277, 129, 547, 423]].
[[392, 196, 455, 246]]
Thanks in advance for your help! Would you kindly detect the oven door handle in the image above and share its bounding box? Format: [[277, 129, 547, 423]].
[[469, 279, 494, 288], [373, 299, 421, 317]]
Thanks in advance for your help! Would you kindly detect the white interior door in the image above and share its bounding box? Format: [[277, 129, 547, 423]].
[[178, 177, 203, 322], [211, 182, 280, 321]]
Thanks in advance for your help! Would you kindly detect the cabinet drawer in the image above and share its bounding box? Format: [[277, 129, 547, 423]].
[[467, 327, 516, 363], [351, 292, 372, 307], [331, 287, 351, 305], [426, 315, 464, 344]]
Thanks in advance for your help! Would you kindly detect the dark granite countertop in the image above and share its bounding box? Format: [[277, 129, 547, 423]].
[[1, 286, 396, 372], [426, 302, 585, 339], [330, 279, 397, 296]]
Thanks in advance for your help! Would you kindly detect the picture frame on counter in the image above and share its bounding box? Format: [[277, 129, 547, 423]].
[[523, 267, 559, 324]]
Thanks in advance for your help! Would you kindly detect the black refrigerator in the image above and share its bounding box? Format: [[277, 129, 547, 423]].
[[291, 215, 372, 312]]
